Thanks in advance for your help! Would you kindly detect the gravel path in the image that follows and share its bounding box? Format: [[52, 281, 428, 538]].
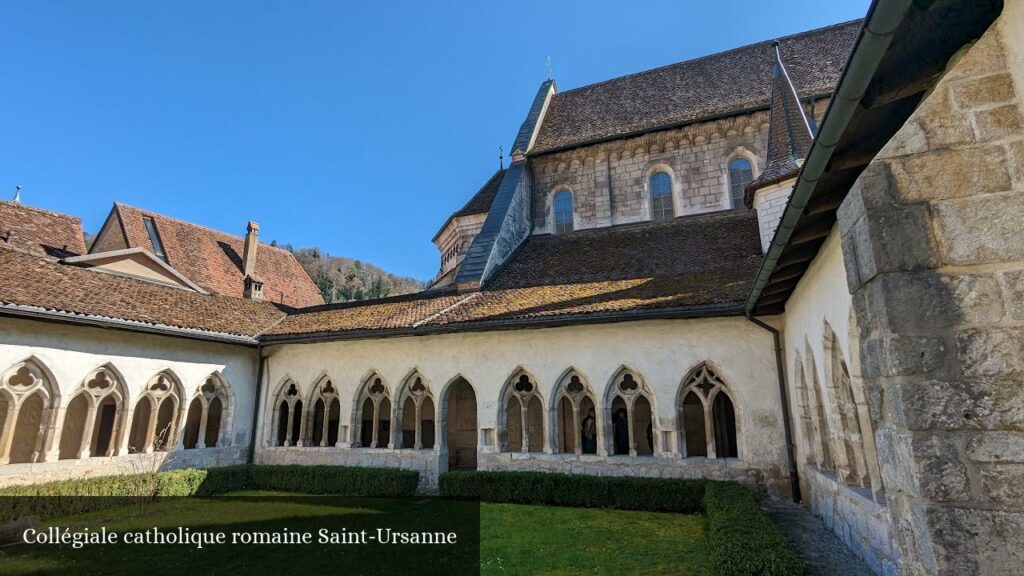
[[762, 498, 876, 576]]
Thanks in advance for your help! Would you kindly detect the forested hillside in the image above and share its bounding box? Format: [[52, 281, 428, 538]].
[[280, 244, 426, 303]]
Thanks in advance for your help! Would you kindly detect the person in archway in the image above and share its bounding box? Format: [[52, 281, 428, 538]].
[[581, 408, 597, 454], [612, 408, 629, 455]]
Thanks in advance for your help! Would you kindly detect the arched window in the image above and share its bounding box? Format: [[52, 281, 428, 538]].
[[0, 358, 57, 465], [305, 377, 340, 447], [128, 371, 183, 453], [397, 373, 435, 449], [551, 370, 598, 455], [805, 344, 834, 472], [500, 372, 544, 453], [183, 375, 232, 450], [792, 354, 817, 466], [728, 157, 753, 209], [441, 376, 477, 470], [607, 369, 656, 456], [824, 323, 871, 489], [271, 380, 303, 447], [553, 189, 574, 234], [677, 364, 737, 458], [58, 366, 127, 460], [649, 171, 674, 221], [353, 374, 391, 448]]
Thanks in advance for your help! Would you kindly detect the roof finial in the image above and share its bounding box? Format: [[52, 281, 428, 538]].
[[772, 39, 782, 63], [12, 185, 21, 204], [545, 56, 553, 81], [498, 145, 504, 169]]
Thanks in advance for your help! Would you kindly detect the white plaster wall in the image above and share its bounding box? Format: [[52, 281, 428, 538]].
[[259, 316, 790, 493], [753, 180, 794, 252], [783, 229, 899, 575], [0, 316, 259, 485]]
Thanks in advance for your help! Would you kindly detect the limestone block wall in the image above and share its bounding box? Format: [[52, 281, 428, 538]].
[[257, 317, 790, 494], [0, 316, 259, 487], [784, 231, 898, 575], [836, 5, 1024, 574]]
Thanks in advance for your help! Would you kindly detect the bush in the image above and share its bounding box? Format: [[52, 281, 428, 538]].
[[439, 470, 704, 513], [247, 465, 418, 497], [702, 481, 807, 576]]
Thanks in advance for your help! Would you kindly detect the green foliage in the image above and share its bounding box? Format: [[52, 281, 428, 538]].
[[283, 244, 426, 303], [439, 470, 704, 513], [702, 481, 808, 576], [246, 465, 419, 497]]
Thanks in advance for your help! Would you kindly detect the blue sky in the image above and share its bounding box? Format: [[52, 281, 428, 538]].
[[1, 1, 867, 280]]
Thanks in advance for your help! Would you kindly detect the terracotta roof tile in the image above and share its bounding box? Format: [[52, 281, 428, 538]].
[[0, 201, 87, 258], [112, 204, 323, 307], [531, 20, 860, 154], [0, 246, 286, 338]]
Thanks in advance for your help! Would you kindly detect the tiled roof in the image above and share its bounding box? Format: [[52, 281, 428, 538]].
[[0, 201, 87, 258], [111, 204, 324, 308], [268, 211, 761, 337], [0, 246, 286, 339], [531, 20, 861, 154], [745, 45, 817, 205], [455, 169, 505, 217]]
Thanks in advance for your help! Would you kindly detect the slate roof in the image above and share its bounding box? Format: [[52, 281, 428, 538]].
[[455, 169, 505, 217], [0, 201, 87, 258], [0, 245, 286, 340], [267, 211, 761, 338], [108, 204, 324, 307], [530, 20, 861, 154], [744, 45, 818, 206]]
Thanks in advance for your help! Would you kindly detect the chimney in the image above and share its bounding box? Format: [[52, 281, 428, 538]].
[[242, 221, 263, 301]]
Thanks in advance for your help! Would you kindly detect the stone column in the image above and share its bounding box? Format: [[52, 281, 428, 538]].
[[837, 19, 1024, 575], [45, 406, 66, 462], [414, 401, 422, 450], [79, 404, 97, 459], [370, 401, 379, 449], [572, 403, 582, 456], [197, 401, 209, 449], [519, 403, 529, 453]]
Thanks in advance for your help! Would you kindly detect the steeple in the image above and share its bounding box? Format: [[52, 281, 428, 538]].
[[744, 41, 817, 208]]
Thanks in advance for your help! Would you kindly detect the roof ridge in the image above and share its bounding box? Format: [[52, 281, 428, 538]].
[[113, 202, 297, 257], [554, 19, 863, 99], [0, 200, 83, 223]]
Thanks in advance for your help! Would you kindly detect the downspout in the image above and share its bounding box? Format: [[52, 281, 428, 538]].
[[747, 315, 801, 503], [247, 346, 267, 464]]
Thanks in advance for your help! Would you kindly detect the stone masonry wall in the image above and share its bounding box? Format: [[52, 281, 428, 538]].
[[836, 7, 1024, 574]]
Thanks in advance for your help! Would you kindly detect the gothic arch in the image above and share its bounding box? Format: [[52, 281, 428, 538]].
[[498, 368, 545, 453], [303, 373, 341, 448], [823, 321, 871, 490], [351, 371, 391, 448], [604, 366, 657, 456], [805, 340, 834, 473], [58, 364, 128, 460], [396, 370, 436, 450], [0, 357, 59, 464], [268, 377, 304, 447], [182, 372, 234, 449], [676, 362, 739, 458], [792, 352, 818, 466], [126, 370, 185, 454], [439, 374, 477, 470], [548, 367, 599, 455]]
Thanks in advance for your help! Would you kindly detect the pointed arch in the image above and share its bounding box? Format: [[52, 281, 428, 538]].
[[352, 371, 391, 448], [306, 374, 341, 447], [396, 370, 435, 450], [677, 362, 739, 458], [268, 377, 304, 447], [605, 366, 657, 457], [805, 341, 834, 472], [549, 368, 599, 455], [823, 321, 871, 489], [59, 364, 128, 460], [792, 352, 817, 466], [184, 372, 234, 449], [498, 368, 545, 453], [0, 357, 59, 464], [439, 374, 477, 470]]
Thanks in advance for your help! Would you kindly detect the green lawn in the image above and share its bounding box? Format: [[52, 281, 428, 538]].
[[0, 492, 704, 575]]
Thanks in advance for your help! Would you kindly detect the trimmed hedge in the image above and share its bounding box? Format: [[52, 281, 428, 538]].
[[440, 470, 704, 513], [440, 470, 807, 576], [0, 465, 419, 523]]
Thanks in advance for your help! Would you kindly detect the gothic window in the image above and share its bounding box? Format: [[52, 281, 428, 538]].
[[728, 158, 753, 209], [824, 323, 871, 490], [183, 374, 232, 450], [553, 189, 574, 234], [805, 344, 833, 472], [58, 366, 127, 460], [128, 371, 183, 453], [398, 374, 435, 449], [353, 374, 391, 448], [272, 380, 303, 447], [500, 372, 544, 453], [649, 171, 674, 221], [608, 369, 655, 456], [308, 377, 341, 447], [553, 371, 598, 455], [677, 363, 738, 458], [0, 358, 57, 465]]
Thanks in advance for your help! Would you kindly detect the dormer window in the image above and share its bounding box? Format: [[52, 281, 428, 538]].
[[142, 216, 168, 263], [728, 158, 754, 209], [650, 172, 674, 221], [554, 190, 574, 234]]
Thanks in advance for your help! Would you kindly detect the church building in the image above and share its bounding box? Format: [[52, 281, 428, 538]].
[[0, 1, 1021, 573]]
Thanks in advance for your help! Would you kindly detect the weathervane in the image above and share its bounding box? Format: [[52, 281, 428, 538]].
[[546, 56, 553, 81], [12, 185, 21, 204], [498, 145, 504, 169]]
